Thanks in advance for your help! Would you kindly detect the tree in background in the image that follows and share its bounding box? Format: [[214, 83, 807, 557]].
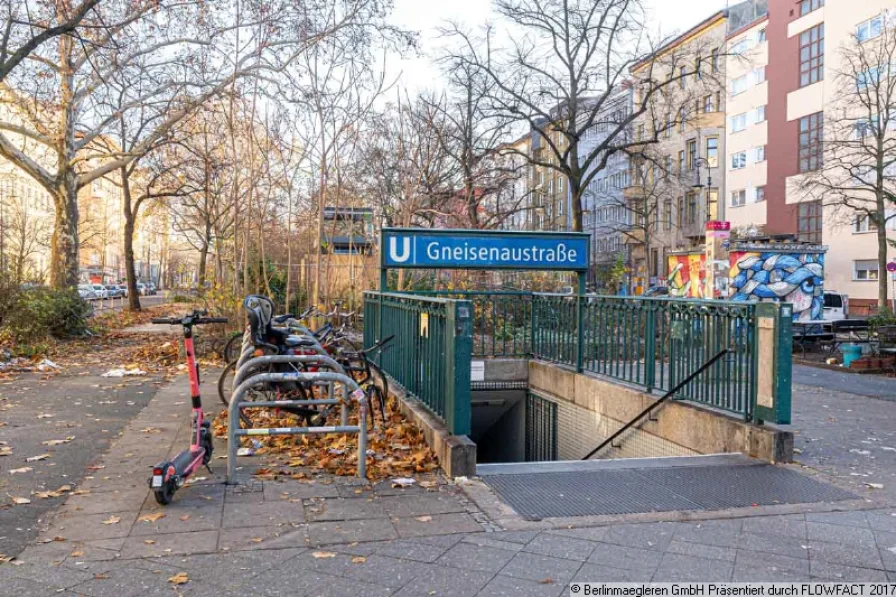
[[802, 17, 896, 310], [446, 0, 723, 232]]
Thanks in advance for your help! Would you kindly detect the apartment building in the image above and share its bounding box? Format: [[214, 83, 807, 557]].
[[724, 0, 896, 313], [629, 10, 729, 290], [578, 87, 633, 285], [725, 6, 769, 233], [528, 119, 571, 231]]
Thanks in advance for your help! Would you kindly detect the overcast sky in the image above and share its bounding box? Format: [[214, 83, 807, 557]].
[[386, 0, 730, 93]]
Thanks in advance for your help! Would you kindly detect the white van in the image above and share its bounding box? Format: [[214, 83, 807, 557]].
[[822, 291, 849, 321]]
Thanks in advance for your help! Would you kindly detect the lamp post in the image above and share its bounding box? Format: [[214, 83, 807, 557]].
[[692, 157, 730, 299]]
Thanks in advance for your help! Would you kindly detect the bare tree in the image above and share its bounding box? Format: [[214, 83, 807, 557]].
[[1, 191, 50, 283], [447, 0, 722, 232], [802, 18, 896, 310], [0, 0, 384, 289], [0, 0, 100, 83]]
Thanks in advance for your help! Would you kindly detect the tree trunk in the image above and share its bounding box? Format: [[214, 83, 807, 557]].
[[877, 213, 889, 312], [124, 216, 141, 311], [49, 176, 79, 288], [197, 243, 209, 290]]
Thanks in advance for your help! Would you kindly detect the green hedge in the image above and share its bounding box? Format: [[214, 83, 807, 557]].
[[0, 286, 93, 343]]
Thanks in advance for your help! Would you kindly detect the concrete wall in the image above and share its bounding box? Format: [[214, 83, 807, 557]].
[[528, 360, 792, 463]]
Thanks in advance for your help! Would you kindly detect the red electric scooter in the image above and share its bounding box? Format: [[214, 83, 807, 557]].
[[148, 310, 228, 505]]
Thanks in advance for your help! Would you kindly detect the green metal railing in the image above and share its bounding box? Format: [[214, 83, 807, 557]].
[[363, 291, 472, 435], [404, 291, 763, 421], [410, 291, 532, 357], [532, 295, 758, 419]]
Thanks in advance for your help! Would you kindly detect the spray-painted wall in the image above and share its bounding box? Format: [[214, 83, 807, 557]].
[[667, 253, 707, 299], [666, 243, 827, 321], [729, 249, 825, 321]]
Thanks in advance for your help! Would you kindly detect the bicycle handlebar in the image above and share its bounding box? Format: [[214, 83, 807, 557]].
[[151, 311, 228, 326]]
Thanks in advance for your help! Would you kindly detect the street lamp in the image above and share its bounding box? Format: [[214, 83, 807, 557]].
[[691, 157, 716, 222]]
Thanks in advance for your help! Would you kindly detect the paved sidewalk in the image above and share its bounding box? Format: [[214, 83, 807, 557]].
[[5, 377, 896, 596]]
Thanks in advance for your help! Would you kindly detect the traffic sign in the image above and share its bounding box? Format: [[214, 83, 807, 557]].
[[887, 261, 896, 273]]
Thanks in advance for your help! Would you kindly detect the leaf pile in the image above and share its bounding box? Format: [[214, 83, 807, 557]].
[[213, 394, 438, 481]]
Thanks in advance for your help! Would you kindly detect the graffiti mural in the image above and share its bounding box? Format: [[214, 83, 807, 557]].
[[729, 250, 825, 321], [667, 253, 706, 299]]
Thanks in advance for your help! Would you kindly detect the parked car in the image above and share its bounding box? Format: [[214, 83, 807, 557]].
[[823, 291, 849, 321], [91, 284, 108, 299], [78, 284, 98, 300], [118, 284, 129, 297], [105, 284, 122, 298], [136, 283, 147, 296], [643, 286, 670, 297], [146, 282, 157, 295]]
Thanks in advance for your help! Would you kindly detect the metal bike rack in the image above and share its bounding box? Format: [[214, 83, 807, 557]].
[[226, 371, 367, 483]]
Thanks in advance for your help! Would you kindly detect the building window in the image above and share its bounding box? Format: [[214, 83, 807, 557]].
[[711, 48, 719, 72], [755, 105, 766, 123], [856, 15, 882, 42], [857, 66, 883, 90], [800, 0, 823, 16], [854, 214, 877, 233], [758, 28, 766, 42], [558, 177, 563, 193], [730, 37, 751, 55], [799, 112, 824, 172], [731, 75, 748, 95], [854, 259, 879, 281], [687, 139, 697, 169], [754, 145, 766, 162], [731, 113, 747, 132], [679, 107, 686, 132], [756, 185, 766, 202], [664, 155, 672, 176], [665, 113, 673, 138], [679, 66, 687, 89], [752, 66, 766, 84], [678, 150, 685, 173], [798, 201, 823, 243], [707, 189, 719, 221], [799, 24, 824, 87], [686, 192, 698, 224], [706, 137, 718, 167], [664, 200, 672, 231], [731, 152, 747, 169], [730, 189, 746, 207], [702, 94, 715, 113]]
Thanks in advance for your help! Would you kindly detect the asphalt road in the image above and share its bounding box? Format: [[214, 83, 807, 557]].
[[793, 363, 896, 401], [0, 363, 167, 558]]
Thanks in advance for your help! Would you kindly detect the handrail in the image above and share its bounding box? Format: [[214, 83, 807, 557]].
[[580, 349, 730, 460]]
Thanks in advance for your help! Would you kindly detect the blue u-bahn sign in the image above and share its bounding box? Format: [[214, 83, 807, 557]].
[[381, 228, 590, 271]]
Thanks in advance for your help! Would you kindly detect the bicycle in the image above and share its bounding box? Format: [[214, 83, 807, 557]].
[[147, 310, 228, 505]]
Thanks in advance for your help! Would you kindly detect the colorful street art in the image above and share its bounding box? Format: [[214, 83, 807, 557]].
[[667, 254, 706, 299], [729, 251, 825, 321]]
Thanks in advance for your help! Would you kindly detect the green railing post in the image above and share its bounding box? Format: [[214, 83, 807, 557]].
[[445, 300, 472, 436], [644, 303, 657, 392], [576, 295, 584, 373]]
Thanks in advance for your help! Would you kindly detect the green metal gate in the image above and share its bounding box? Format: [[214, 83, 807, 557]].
[[525, 393, 558, 462]]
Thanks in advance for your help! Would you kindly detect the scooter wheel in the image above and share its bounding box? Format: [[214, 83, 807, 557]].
[[154, 483, 175, 505]]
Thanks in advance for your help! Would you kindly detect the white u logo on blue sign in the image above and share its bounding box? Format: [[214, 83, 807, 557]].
[[389, 237, 411, 263]]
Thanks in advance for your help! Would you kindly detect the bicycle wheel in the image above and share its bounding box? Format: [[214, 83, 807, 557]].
[[223, 332, 243, 364], [366, 360, 389, 405]]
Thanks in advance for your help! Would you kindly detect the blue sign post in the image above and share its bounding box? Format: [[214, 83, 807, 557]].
[[380, 228, 591, 291]]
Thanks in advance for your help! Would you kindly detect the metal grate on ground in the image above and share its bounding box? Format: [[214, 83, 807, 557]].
[[481, 462, 858, 521]]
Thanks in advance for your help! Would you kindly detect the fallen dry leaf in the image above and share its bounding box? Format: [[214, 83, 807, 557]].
[[9, 467, 32, 474], [94, 573, 109, 580], [312, 551, 337, 559], [139, 513, 166, 523], [0, 446, 12, 457], [143, 540, 156, 545], [37, 414, 54, 419], [10, 496, 31, 505], [25, 454, 51, 462], [414, 516, 432, 523], [101, 515, 121, 525], [179, 514, 191, 521], [351, 556, 367, 563], [538, 578, 555, 585], [71, 550, 84, 557], [42, 437, 75, 446], [168, 573, 189, 585]]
